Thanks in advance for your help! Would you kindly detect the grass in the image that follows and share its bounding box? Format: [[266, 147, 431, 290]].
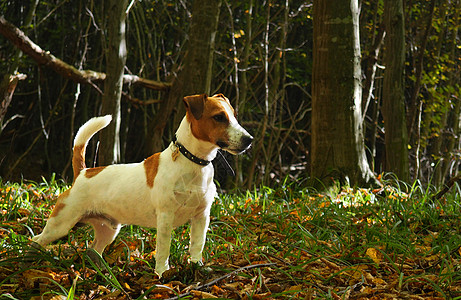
[[1, 174, 461, 299]]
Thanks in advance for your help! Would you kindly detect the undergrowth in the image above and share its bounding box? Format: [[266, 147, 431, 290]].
[[1, 175, 461, 299]]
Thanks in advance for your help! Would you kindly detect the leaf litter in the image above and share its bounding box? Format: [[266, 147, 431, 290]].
[[1, 178, 461, 299]]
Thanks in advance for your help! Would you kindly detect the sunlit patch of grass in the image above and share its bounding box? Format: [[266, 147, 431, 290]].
[[208, 178, 461, 298]]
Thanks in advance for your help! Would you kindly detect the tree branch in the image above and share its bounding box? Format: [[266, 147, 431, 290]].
[[432, 173, 461, 201], [0, 16, 171, 91]]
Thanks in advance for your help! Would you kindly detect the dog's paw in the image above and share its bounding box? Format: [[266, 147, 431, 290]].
[[155, 264, 170, 279], [29, 239, 43, 250], [31, 234, 43, 245]]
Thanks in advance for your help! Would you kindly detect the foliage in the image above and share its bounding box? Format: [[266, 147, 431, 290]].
[[1, 176, 461, 299], [0, 0, 460, 188]]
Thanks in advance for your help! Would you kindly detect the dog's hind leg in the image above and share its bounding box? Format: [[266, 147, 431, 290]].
[[32, 198, 81, 246], [84, 217, 121, 254], [32, 190, 81, 246], [32, 217, 80, 246]]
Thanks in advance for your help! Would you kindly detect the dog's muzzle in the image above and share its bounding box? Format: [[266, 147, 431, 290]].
[[218, 134, 253, 155], [240, 135, 253, 151]]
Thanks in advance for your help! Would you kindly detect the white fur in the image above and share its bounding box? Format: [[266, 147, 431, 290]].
[[74, 115, 112, 147], [32, 97, 252, 277]]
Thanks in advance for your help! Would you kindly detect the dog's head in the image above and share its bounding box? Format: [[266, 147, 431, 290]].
[[183, 94, 253, 155]]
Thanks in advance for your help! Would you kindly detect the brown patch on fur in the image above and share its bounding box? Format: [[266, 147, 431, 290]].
[[72, 144, 86, 181], [85, 166, 107, 178], [50, 189, 70, 218], [144, 153, 160, 188], [186, 95, 232, 144]]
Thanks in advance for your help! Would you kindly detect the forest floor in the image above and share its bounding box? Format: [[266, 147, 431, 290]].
[[1, 175, 461, 299]]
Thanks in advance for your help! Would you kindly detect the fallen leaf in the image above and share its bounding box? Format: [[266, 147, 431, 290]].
[[251, 292, 272, 299], [191, 290, 218, 298], [366, 247, 382, 264]]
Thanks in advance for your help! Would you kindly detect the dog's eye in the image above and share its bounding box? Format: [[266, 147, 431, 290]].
[[213, 114, 227, 123]]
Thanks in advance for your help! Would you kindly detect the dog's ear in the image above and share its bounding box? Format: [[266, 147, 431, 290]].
[[212, 93, 226, 100], [183, 94, 207, 120]]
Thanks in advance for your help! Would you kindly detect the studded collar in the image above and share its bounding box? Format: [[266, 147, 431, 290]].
[[171, 136, 211, 166]]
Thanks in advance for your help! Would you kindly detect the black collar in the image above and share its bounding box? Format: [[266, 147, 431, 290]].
[[172, 136, 211, 166]]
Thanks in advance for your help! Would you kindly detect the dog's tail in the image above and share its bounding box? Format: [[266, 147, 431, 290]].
[[72, 115, 112, 180]]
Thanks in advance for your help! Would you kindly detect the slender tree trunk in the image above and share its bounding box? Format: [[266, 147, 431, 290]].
[[148, 0, 222, 153], [0, 0, 37, 134], [435, 4, 461, 185], [362, 25, 385, 117], [382, 0, 410, 182], [311, 0, 377, 187], [407, 0, 435, 147], [99, 0, 128, 165], [0, 74, 27, 134]]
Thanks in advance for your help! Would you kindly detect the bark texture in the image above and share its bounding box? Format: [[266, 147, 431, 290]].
[[382, 0, 410, 182], [311, 0, 376, 187], [149, 0, 222, 153], [98, 0, 129, 165]]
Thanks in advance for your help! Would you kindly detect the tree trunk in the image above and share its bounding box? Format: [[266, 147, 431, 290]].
[[99, 0, 129, 165], [311, 0, 377, 187], [148, 0, 222, 153], [434, 4, 461, 185], [382, 0, 410, 182], [0, 74, 27, 134]]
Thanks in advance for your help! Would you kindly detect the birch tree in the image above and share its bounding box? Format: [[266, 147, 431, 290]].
[[99, 0, 129, 165]]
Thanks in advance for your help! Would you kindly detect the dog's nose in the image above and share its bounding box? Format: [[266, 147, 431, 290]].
[[241, 135, 253, 148]]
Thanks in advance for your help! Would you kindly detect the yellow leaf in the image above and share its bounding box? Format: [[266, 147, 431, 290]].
[[424, 254, 439, 261], [285, 285, 303, 292], [366, 247, 382, 264]]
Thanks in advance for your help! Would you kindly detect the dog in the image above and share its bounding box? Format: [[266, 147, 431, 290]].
[[32, 93, 253, 277]]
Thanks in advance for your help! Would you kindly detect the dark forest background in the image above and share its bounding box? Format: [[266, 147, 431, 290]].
[[0, 0, 459, 189]]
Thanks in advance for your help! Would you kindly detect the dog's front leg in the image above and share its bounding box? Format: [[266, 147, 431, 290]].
[[155, 211, 174, 277], [189, 212, 210, 264]]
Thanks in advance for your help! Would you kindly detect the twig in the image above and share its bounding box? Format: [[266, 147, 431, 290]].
[[167, 263, 276, 300], [432, 174, 461, 201]]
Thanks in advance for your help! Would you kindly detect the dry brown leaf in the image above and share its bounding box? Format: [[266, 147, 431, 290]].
[[210, 284, 225, 295], [320, 257, 341, 270], [223, 281, 243, 291], [284, 284, 303, 292], [251, 292, 272, 299], [191, 290, 218, 298]]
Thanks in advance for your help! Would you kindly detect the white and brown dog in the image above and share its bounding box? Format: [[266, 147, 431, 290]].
[[32, 93, 252, 277]]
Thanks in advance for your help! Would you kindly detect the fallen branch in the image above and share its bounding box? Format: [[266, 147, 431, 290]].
[[432, 173, 461, 201], [0, 16, 171, 91], [167, 263, 277, 300]]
